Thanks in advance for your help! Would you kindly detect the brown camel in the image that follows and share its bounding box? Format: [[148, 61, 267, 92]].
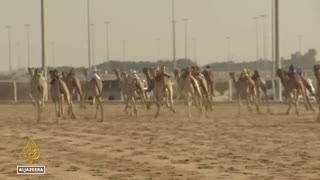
[[202, 69, 215, 101], [229, 72, 260, 113], [28, 67, 48, 121], [191, 68, 212, 111], [174, 68, 203, 117], [49, 70, 76, 122], [82, 68, 104, 121], [251, 70, 270, 111], [62, 69, 84, 108], [114, 68, 127, 101], [276, 68, 313, 115], [313, 65, 320, 121], [143, 67, 175, 117]]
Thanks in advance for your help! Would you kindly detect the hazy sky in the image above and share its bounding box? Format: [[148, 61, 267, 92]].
[[1, 0, 320, 72]]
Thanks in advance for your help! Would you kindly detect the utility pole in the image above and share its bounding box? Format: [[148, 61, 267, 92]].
[[90, 24, 95, 66], [275, 0, 281, 101], [172, 0, 176, 69], [87, 0, 91, 69], [6, 25, 12, 73], [41, 0, 47, 79]]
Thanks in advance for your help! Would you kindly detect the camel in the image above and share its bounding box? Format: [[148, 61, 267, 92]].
[[49, 70, 76, 122], [313, 65, 320, 121], [251, 70, 270, 111], [276, 68, 313, 115], [82, 68, 104, 121], [114, 69, 127, 102], [202, 69, 215, 101], [174, 68, 203, 117], [62, 69, 84, 109], [28, 67, 48, 121], [143, 67, 175, 117], [191, 68, 212, 111], [229, 72, 260, 113]]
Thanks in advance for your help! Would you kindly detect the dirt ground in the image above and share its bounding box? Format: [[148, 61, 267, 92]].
[[0, 102, 320, 180]]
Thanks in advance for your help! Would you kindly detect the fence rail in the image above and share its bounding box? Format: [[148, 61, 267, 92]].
[[0, 78, 282, 103]]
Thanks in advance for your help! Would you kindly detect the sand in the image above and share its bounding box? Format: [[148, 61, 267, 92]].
[[0, 102, 320, 180]]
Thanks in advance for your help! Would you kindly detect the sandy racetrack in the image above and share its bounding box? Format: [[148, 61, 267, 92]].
[[1, 102, 320, 179]]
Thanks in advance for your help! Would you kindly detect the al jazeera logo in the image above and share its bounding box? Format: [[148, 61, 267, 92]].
[[17, 139, 45, 174]]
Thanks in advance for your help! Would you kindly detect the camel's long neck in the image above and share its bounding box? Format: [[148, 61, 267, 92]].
[[115, 73, 122, 83], [144, 72, 151, 83]]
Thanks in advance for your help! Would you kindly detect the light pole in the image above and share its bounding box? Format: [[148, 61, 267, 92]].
[[87, 0, 91, 69], [24, 24, 31, 67], [274, 0, 281, 100], [41, 0, 47, 79], [182, 18, 189, 60], [6, 25, 12, 73], [253, 16, 260, 61], [172, 0, 176, 69], [51, 42, 55, 67], [104, 21, 110, 62], [90, 24, 95, 66], [260, 15, 267, 61]]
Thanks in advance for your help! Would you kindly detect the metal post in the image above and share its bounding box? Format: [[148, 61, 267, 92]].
[[271, 0, 276, 101], [253, 16, 260, 61], [6, 26, 12, 73], [172, 0, 176, 69], [87, 0, 91, 69], [25, 24, 31, 68], [275, 0, 282, 101], [41, 0, 47, 80], [90, 24, 95, 66]]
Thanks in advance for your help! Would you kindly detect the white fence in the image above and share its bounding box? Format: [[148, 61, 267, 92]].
[[0, 78, 282, 103]]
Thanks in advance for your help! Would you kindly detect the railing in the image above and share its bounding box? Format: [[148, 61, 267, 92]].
[[0, 78, 282, 103]]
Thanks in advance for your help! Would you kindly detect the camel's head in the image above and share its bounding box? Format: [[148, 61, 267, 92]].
[[149, 68, 156, 78], [142, 67, 150, 76], [82, 68, 89, 75], [121, 72, 128, 79], [27, 67, 35, 76], [173, 68, 180, 78], [313, 65, 320, 79], [229, 72, 236, 78], [49, 69, 60, 80], [276, 68, 285, 78], [68, 68, 75, 76]]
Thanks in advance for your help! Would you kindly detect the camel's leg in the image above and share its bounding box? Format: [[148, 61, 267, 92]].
[[154, 90, 162, 118], [302, 89, 314, 111], [257, 88, 261, 104], [30, 93, 36, 106], [318, 99, 320, 122], [132, 97, 138, 117], [60, 95, 65, 120], [286, 90, 292, 115], [246, 92, 252, 111], [37, 101, 41, 122], [168, 88, 176, 113], [186, 93, 192, 118], [95, 96, 100, 119], [69, 101, 76, 119], [294, 90, 300, 116], [238, 93, 242, 114], [96, 96, 103, 122]]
